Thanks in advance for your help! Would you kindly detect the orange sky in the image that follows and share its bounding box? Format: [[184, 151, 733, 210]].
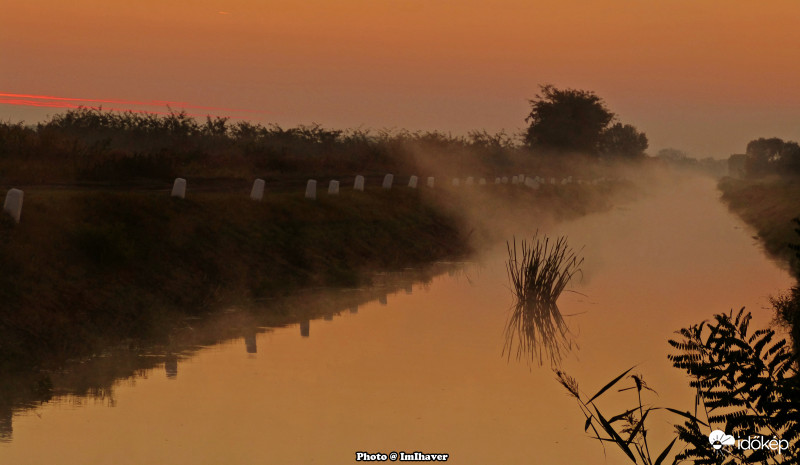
[[2, 0, 799, 157]]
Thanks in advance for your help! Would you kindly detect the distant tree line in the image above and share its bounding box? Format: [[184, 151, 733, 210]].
[[0, 108, 526, 184], [730, 137, 800, 178], [655, 148, 727, 177], [0, 86, 649, 185]]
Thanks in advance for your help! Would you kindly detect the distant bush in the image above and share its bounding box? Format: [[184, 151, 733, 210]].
[[737, 137, 800, 178]]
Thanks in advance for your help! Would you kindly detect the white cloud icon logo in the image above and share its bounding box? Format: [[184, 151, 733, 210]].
[[708, 430, 735, 450]]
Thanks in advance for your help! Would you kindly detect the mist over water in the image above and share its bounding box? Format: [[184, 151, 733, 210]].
[[0, 172, 793, 464]]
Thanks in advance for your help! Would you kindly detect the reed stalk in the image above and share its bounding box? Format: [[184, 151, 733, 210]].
[[504, 233, 583, 366]]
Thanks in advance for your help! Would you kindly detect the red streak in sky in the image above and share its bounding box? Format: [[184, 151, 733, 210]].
[[0, 92, 264, 115], [0, 98, 237, 119]]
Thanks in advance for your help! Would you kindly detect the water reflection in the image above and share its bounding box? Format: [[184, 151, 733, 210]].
[[244, 332, 257, 354], [0, 409, 11, 443], [0, 261, 467, 448], [164, 354, 178, 379], [1, 177, 792, 465], [503, 235, 582, 366]]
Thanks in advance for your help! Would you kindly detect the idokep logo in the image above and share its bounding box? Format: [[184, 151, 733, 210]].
[[708, 430, 735, 450], [708, 429, 790, 455]]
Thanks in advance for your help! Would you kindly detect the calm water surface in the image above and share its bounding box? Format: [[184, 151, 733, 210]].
[[0, 176, 793, 464]]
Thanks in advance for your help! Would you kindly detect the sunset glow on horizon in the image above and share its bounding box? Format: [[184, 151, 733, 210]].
[[2, 0, 799, 157]]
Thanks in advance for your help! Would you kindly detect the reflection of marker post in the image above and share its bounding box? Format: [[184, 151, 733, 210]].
[[300, 319, 310, 337], [349, 305, 358, 314], [323, 314, 333, 321], [405, 284, 413, 294], [0, 408, 12, 443], [165, 355, 178, 379], [379, 293, 388, 305], [244, 333, 257, 354]]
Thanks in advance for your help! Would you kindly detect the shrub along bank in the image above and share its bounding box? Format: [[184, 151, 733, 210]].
[[718, 176, 800, 352]]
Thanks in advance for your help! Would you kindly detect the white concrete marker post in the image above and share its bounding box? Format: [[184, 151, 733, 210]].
[[171, 178, 186, 199], [354, 175, 365, 191], [250, 179, 265, 201], [427, 177, 435, 188], [408, 176, 418, 188], [328, 180, 340, 195], [305, 180, 317, 199], [511, 176, 519, 185], [478, 178, 486, 185], [502, 177, 508, 184], [495, 177, 501, 184], [382, 174, 394, 189], [466, 177, 474, 186], [452, 178, 460, 187], [3, 189, 23, 223]]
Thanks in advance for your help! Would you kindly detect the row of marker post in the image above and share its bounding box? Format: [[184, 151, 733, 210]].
[[2, 175, 614, 223]]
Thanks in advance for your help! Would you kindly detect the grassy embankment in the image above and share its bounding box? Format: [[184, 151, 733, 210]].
[[718, 176, 800, 350], [0, 109, 640, 374], [0, 187, 469, 372]]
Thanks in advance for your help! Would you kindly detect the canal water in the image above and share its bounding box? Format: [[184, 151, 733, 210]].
[[0, 175, 793, 464]]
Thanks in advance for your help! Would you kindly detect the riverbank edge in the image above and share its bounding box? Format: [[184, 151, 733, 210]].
[[0, 179, 639, 374], [0, 187, 473, 373], [717, 176, 800, 351]]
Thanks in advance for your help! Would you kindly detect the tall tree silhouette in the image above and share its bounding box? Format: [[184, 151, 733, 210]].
[[524, 85, 614, 154]]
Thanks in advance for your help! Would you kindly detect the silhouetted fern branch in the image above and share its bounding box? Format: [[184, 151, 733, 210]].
[[668, 308, 799, 464]]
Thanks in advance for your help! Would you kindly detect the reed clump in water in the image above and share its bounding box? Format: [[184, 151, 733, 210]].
[[504, 233, 583, 366]]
